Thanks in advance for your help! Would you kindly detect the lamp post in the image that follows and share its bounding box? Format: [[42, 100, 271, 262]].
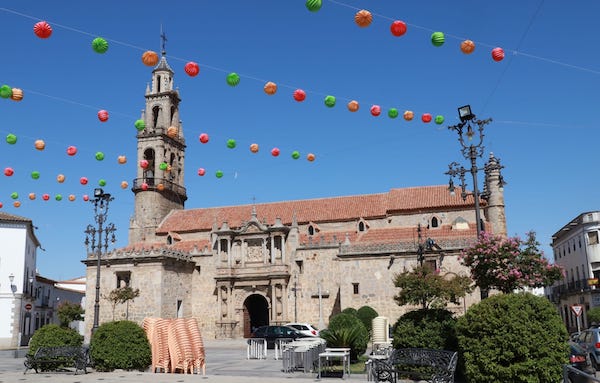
[[84, 188, 116, 334], [445, 105, 506, 238]]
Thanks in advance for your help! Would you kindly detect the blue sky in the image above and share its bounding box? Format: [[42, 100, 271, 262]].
[[0, 1, 598, 280]]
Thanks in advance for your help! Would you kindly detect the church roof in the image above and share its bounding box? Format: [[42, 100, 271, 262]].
[[157, 185, 476, 234]]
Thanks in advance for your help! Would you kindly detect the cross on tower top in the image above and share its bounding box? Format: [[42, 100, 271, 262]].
[[160, 26, 167, 56]]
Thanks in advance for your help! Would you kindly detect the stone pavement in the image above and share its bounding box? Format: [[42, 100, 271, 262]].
[[0, 340, 368, 383]]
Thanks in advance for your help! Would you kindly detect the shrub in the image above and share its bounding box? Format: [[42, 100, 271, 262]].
[[588, 307, 600, 326], [27, 324, 83, 356], [455, 292, 568, 383], [392, 309, 458, 350], [57, 301, 85, 328], [356, 306, 378, 336], [90, 320, 151, 371], [324, 313, 368, 361], [341, 307, 358, 317]]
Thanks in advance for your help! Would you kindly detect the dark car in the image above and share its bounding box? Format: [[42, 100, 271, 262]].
[[250, 325, 307, 348], [567, 341, 596, 383], [575, 327, 600, 370]]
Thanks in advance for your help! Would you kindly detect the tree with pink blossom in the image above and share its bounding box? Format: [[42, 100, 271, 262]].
[[459, 231, 563, 294]]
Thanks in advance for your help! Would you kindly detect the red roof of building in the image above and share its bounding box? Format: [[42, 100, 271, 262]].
[[157, 185, 474, 234]]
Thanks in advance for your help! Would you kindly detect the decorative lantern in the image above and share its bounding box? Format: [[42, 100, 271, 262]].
[[117, 155, 127, 164], [197, 168, 206, 176], [347, 100, 359, 112], [227, 139, 236, 149], [421, 113, 432, 123], [291, 151, 300, 160], [390, 21, 407, 37], [492, 47, 505, 62], [121, 181, 128, 189], [80, 177, 88, 185], [13, 201, 20, 208], [0, 85, 12, 99], [250, 143, 259, 153], [307, 153, 316, 162], [92, 37, 109, 53], [33, 21, 53, 38], [184, 62, 200, 77], [34, 139, 46, 150], [67, 146, 77, 156], [6, 133, 17, 144], [43, 193, 51, 201], [264, 81, 277, 95], [141, 182, 149, 191], [56, 174, 66, 183], [134, 119, 146, 131], [31, 171, 40, 180], [435, 115, 445, 125], [157, 183, 165, 191], [370, 105, 381, 117], [388, 108, 399, 119], [167, 126, 178, 138], [142, 51, 159, 66], [4, 168, 14, 177], [95, 152, 105, 161], [305, 0, 322, 12], [215, 170, 224, 178], [10, 88, 23, 101], [97, 110, 109, 122], [293, 89, 306, 102], [403, 110, 414, 121], [355, 10, 372, 27], [29, 193, 36, 200], [431, 32, 445, 47], [271, 148, 280, 157], [140, 159, 149, 169], [226, 73, 240, 86], [199, 133, 209, 143], [460, 40, 475, 54], [324, 95, 336, 108], [68, 195, 76, 201]]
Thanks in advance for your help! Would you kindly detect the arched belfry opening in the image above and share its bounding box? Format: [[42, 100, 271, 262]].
[[143, 148, 155, 186], [243, 294, 269, 338]]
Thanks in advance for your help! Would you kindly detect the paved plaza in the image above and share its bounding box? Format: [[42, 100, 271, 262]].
[[0, 340, 367, 383]]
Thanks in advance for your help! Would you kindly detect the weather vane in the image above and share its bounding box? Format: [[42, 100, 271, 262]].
[[160, 25, 167, 55]]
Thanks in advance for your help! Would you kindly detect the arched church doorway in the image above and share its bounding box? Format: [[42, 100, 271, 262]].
[[243, 294, 269, 338]]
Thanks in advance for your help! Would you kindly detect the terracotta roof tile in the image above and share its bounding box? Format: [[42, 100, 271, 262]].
[[0, 212, 32, 222], [158, 185, 472, 234]]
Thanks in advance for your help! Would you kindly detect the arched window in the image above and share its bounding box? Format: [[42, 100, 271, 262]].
[[144, 148, 155, 186], [152, 106, 160, 129], [431, 217, 439, 228], [358, 221, 366, 232], [167, 235, 172, 245], [156, 75, 162, 93], [308, 225, 314, 236]]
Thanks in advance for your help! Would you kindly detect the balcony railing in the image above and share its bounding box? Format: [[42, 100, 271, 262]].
[[131, 178, 187, 201]]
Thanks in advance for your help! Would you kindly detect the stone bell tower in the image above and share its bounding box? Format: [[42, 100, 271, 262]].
[[129, 42, 187, 245]]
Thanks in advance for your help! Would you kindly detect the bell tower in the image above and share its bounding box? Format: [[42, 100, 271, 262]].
[[129, 39, 187, 245]]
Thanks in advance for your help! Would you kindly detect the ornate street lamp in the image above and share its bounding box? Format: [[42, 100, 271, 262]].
[[84, 188, 116, 333], [445, 105, 506, 238]]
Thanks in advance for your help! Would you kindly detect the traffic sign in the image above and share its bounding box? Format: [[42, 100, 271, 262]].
[[24, 303, 32, 311], [571, 304, 583, 317]]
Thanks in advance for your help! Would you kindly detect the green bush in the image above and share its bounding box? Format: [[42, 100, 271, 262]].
[[588, 306, 600, 326], [323, 313, 368, 361], [455, 292, 569, 383], [341, 307, 358, 317], [392, 308, 457, 350], [356, 306, 378, 335], [28, 324, 83, 356], [90, 320, 151, 371]]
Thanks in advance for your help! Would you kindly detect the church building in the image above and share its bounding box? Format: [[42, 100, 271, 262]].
[[82, 51, 507, 340]]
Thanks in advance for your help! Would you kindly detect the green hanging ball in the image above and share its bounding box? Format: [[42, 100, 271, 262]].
[[435, 115, 445, 124], [431, 32, 445, 47], [215, 170, 224, 178], [306, 0, 322, 12], [134, 119, 146, 131], [291, 150, 300, 160], [159, 162, 168, 171], [92, 37, 109, 53], [226, 72, 240, 86], [388, 108, 399, 118], [10, 192, 18, 200], [6, 133, 17, 144], [95, 152, 105, 161], [98, 179, 107, 186], [55, 194, 62, 201], [324, 95, 336, 108], [0, 85, 13, 99], [31, 171, 40, 180], [226, 139, 237, 149]]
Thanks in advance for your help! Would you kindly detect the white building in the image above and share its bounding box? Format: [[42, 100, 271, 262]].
[[549, 211, 600, 332], [0, 212, 41, 348], [0, 212, 85, 349]]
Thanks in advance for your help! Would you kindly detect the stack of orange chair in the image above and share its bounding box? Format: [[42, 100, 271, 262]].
[[168, 318, 194, 374], [184, 318, 206, 375], [143, 317, 172, 373]]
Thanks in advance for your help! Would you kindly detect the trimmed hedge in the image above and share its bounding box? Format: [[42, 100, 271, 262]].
[[90, 321, 151, 371], [27, 324, 83, 356], [455, 292, 569, 383], [392, 308, 457, 350], [356, 306, 379, 335]]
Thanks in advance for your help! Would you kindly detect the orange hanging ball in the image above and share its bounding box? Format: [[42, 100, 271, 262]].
[[13, 201, 21, 208], [461, 40, 475, 54], [355, 10, 372, 27], [120, 181, 129, 189], [10, 88, 23, 101], [167, 126, 178, 138], [142, 50, 159, 66], [34, 139, 45, 151], [307, 153, 316, 162], [347, 100, 359, 112], [250, 143, 259, 153], [264, 81, 277, 95], [68, 194, 76, 201], [403, 110, 414, 121]]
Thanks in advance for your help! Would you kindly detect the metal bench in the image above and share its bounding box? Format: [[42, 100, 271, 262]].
[[370, 348, 457, 383], [24, 345, 88, 374]]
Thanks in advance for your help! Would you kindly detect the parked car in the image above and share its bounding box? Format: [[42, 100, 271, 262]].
[[250, 325, 307, 348], [567, 341, 596, 383], [575, 327, 600, 370], [284, 322, 320, 337]]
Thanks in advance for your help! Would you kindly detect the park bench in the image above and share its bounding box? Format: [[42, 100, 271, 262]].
[[370, 348, 457, 383], [24, 345, 88, 374]]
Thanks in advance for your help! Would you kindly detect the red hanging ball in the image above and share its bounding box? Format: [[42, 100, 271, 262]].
[[33, 21, 52, 39], [390, 21, 407, 37]]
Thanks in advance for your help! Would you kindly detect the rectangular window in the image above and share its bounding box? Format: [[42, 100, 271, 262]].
[[296, 260, 304, 274], [588, 231, 599, 245], [116, 271, 131, 288], [352, 283, 359, 295]]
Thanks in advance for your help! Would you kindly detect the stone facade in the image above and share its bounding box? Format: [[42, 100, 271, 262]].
[[82, 52, 507, 341]]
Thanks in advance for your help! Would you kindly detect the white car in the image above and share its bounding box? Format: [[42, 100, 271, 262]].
[[284, 323, 319, 337]]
